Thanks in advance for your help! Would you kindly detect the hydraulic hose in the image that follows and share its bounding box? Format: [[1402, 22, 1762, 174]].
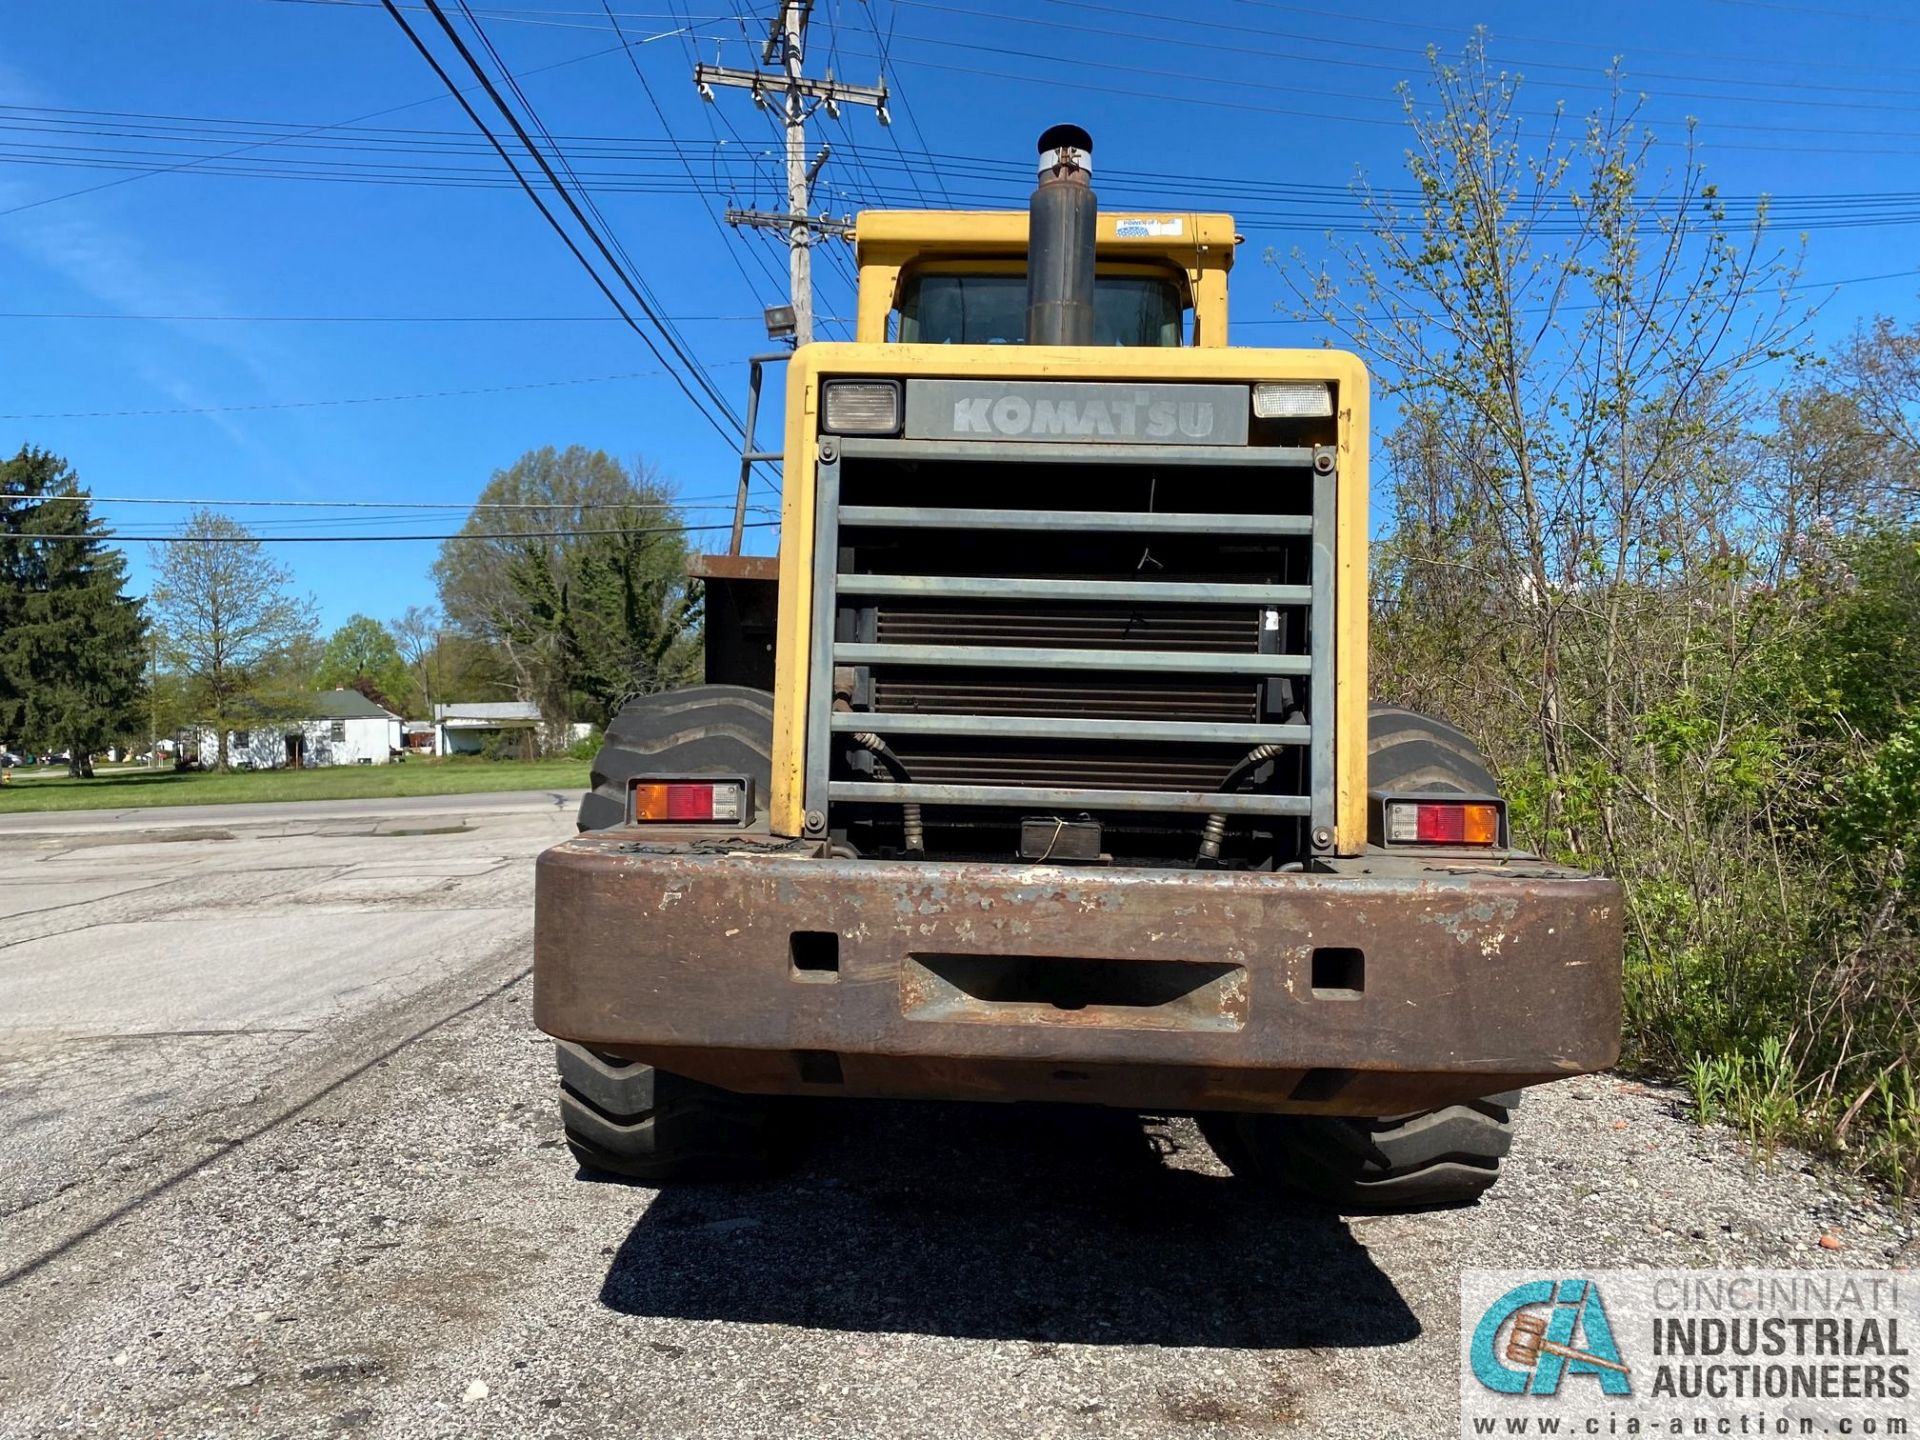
[[851, 731, 925, 854], [1198, 742, 1289, 863]]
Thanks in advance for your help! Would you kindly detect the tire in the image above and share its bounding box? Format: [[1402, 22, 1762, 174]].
[[576, 684, 774, 833], [1196, 709, 1514, 1210], [558, 684, 781, 1182], [556, 1042, 782, 1183], [1367, 704, 1498, 795], [1197, 1093, 1520, 1210]]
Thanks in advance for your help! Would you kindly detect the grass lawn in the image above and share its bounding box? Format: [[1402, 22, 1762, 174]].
[[0, 758, 590, 814]]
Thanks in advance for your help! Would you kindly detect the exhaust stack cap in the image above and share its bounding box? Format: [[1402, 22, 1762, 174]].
[[1036, 123, 1093, 180]]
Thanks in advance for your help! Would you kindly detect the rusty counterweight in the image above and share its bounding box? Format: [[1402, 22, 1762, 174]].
[[534, 832, 1621, 1115]]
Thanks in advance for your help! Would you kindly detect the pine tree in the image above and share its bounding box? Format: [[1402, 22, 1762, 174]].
[[0, 447, 148, 776]]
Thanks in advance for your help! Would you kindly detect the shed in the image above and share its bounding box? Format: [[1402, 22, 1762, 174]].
[[434, 700, 540, 757]]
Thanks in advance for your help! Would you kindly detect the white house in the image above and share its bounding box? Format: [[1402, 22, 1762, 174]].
[[189, 690, 404, 768]]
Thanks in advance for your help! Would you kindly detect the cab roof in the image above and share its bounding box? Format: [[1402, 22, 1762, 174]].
[[852, 209, 1239, 269]]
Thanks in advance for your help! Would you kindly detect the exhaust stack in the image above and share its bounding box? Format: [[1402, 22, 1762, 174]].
[[1026, 124, 1096, 347]]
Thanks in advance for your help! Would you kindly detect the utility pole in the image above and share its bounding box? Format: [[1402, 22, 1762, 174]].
[[697, 0, 886, 346]]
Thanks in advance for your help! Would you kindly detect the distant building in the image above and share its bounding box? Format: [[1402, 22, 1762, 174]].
[[187, 690, 404, 768], [431, 701, 591, 757]]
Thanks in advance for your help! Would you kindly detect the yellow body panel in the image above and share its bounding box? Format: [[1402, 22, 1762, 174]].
[[770, 342, 1371, 852]]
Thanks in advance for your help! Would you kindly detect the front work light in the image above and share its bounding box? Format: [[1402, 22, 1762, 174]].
[[821, 379, 902, 435], [631, 778, 746, 824], [1385, 799, 1501, 846], [1252, 381, 1334, 419]]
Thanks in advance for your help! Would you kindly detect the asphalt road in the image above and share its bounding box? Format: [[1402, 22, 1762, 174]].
[[0, 799, 1913, 1439]]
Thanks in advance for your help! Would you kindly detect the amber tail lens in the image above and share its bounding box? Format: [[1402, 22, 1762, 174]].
[[1386, 800, 1500, 845]]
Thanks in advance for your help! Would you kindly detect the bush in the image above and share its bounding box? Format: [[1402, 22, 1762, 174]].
[[1374, 527, 1920, 1198], [477, 728, 537, 762]]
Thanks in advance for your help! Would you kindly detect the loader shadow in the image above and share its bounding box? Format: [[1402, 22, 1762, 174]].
[[597, 1100, 1420, 1348]]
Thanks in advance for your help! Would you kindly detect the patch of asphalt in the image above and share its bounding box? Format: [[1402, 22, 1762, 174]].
[[0, 787, 576, 838], [39, 827, 239, 849], [0, 809, 571, 1281], [0, 960, 1914, 1439]]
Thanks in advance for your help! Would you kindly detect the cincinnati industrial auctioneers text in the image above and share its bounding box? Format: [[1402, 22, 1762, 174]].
[[1648, 1276, 1909, 1404], [1461, 1270, 1918, 1436]]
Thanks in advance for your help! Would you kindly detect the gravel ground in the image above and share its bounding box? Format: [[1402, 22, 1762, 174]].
[[1, 815, 1915, 1439]]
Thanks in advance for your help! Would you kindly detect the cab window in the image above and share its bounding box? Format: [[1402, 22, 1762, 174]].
[[896, 272, 1185, 346]]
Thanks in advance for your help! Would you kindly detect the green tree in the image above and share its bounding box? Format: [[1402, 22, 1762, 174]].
[[319, 614, 409, 712], [0, 447, 147, 776], [148, 510, 311, 770], [433, 446, 699, 730], [1288, 37, 1920, 1188], [1287, 35, 1805, 851], [391, 605, 444, 718]]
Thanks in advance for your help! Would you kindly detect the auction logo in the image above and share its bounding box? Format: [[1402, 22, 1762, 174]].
[[1470, 1278, 1633, 1397]]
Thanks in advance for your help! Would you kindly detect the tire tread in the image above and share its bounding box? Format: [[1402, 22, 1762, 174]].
[[1200, 1096, 1521, 1210]]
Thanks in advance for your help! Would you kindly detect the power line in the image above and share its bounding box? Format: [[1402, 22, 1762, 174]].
[[854, 27, 1920, 142], [18, 142, 1920, 230], [16, 121, 1920, 219], [376, 0, 747, 450], [1238, 264, 1920, 327], [242, 0, 1920, 77], [843, 47, 1920, 159], [453, 0, 730, 422], [0, 310, 847, 323], [273, 0, 1920, 94], [0, 364, 744, 419], [1702, 0, 1920, 27], [13, 260, 1906, 420], [13, 103, 1920, 209], [867, 0, 950, 207], [983, 0, 1920, 109], [5, 521, 782, 544], [598, 0, 783, 312], [0, 43, 634, 219], [413, 0, 747, 431], [1220, 0, 1920, 74], [81, 494, 750, 508]]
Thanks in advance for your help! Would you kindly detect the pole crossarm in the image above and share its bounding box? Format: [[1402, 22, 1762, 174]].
[[724, 207, 855, 237], [695, 64, 887, 114], [698, 3, 888, 349]]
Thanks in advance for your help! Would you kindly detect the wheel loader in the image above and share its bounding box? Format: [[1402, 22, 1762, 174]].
[[533, 126, 1622, 1209]]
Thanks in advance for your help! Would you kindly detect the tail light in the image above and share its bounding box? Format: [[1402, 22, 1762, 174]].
[[1384, 799, 1501, 846], [630, 778, 747, 824]]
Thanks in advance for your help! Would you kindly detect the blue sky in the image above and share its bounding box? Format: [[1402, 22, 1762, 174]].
[[2, 0, 1915, 632]]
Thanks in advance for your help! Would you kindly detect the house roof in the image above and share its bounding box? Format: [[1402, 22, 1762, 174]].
[[194, 690, 399, 727], [434, 701, 541, 723], [311, 689, 400, 720]]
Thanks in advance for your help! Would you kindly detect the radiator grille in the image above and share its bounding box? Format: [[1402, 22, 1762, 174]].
[[874, 674, 1260, 723], [874, 602, 1260, 652], [804, 423, 1336, 841]]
